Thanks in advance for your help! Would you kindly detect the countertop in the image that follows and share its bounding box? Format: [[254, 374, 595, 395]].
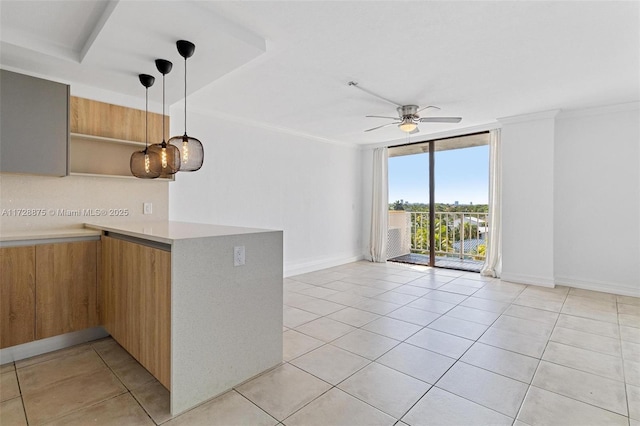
[[0, 228, 101, 242], [84, 221, 278, 245]]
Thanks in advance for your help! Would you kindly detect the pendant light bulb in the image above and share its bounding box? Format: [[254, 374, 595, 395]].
[[182, 136, 189, 163], [144, 153, 151, 173], [161, 147, 168, 168], [169, 40, 204, 172]]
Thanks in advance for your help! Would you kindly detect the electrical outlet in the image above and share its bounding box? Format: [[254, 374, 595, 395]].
[[143, 202, 152, 215], [234, 246, 245, 266]]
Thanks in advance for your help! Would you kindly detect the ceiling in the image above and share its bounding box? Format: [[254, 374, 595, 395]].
[[1, 1, 638, 146], [0, 1, 266, 104]]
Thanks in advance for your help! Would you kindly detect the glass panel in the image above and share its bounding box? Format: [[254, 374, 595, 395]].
[[387, 150, 430, 262], [433, 143, 489, 272]]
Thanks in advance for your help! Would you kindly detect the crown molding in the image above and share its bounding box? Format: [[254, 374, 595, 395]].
[[557, 101, 640, 119]]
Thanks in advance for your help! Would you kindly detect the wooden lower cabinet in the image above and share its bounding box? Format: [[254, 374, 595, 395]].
[[35, 241, 98, 339], [101, 236, 171, 389], [0, 246, 36, 349], [1, 241, 98, 349]]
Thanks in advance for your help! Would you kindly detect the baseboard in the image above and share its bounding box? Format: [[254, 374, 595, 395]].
[[555, 275, 640, 297], [284, 253, 364, 277], [0, 326, 108, 364], [500, 272, 555, 288]]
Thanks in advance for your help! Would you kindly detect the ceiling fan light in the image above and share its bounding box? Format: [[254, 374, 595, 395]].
[[399, 120, 417, 133]]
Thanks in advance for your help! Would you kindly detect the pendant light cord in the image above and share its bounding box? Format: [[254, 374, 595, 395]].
[[184, 57, 187, 135], [145, 87, 149, 150], [162, 73, 166, 143]]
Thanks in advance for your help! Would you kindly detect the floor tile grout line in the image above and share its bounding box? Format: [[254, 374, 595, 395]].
[[15, 344, 128, 426], [513, 288, 569, 422], [292, 278, 526, 421], [408, 287, 528, 420], [90, 341, 161, 425], [382, 283, 526, 421], [537, 345, 626, 383], [522, 383, 631, 420], [515, 289, 635, 420], [616, 297, 632, 422]]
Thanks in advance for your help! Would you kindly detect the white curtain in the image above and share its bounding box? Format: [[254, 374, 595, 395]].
[[370, 147, 388, 262], [481, 129, 502, 277]]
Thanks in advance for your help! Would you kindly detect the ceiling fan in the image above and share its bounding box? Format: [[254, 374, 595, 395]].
[[348, 81, 462, 134]]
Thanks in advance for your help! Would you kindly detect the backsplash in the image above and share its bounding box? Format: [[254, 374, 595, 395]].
[[0, 174, 168, 232]]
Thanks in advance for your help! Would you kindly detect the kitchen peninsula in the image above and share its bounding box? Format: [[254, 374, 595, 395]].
[[85, 221, 283, 415]]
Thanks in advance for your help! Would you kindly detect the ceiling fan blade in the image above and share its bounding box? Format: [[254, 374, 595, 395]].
[[364, 122, 401, 132], [417, 105, 441, 113], [419, 117, 462, 123], [409, 127, 420, 134], [366, 115, 401, 120]]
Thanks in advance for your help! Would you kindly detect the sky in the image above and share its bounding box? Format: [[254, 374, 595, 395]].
[[388, 145, 489, 205]]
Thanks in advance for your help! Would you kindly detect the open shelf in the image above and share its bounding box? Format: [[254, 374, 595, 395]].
[[69, 133, 173, 181]]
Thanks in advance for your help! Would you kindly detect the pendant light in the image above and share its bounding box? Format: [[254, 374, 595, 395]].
[[149, 59, 181, 175], [169, 40, 204, 171], [130, 74, 162, 179]]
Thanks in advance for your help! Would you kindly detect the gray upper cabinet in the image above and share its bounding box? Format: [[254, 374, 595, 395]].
[[1, 70, 69, 176]]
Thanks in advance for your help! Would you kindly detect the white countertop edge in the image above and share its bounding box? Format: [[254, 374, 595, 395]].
[[84, 221, 280, 244], [0, 228, 102, 242]]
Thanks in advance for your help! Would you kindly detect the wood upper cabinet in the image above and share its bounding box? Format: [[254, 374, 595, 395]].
[[70, 97, 167, 143], [35, 241, 98, 339], [0, 246, 36, 349], [101, 236, 171, 389], [0, 70, 69, 176]]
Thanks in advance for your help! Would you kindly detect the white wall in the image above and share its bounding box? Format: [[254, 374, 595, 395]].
[[0, 174, 167, 232], [500, 111, 557, 287], [168, 109, 363, 276], [554, 104, 639, 296], [498, 104, 639, 296]]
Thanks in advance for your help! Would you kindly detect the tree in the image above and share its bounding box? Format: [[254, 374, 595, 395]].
[[391, 200, 408, 211]]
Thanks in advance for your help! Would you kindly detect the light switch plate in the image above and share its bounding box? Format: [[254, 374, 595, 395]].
[[143, 202, 152, 215], [234, 246, 245, 266]]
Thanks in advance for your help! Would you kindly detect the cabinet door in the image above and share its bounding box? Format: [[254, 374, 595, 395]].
[[101, 236, 171, 389], [0, 70, 69, 176], [138, 244, 171, 388], [35, 241, 98, 339], [0, 246, 36, 349]]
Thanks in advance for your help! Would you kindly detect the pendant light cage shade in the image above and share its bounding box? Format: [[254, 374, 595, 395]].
[[169, 39, 204, 172], [169, 134, 204, 171], [148, 143, 181, 175], [131, 73, 163, 179], [131, 149, 162, 178]]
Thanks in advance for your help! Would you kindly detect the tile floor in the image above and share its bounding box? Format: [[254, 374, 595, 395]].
[[1, 260, 639, 425]]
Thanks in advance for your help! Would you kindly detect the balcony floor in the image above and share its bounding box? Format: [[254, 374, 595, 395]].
[[389, 253, 484, 273]]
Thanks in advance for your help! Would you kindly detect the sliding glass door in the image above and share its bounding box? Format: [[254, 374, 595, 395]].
[[387, 133, 489, 272]]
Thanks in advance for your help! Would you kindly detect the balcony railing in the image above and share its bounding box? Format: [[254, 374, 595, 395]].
[[388, 211, 488, 261]]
